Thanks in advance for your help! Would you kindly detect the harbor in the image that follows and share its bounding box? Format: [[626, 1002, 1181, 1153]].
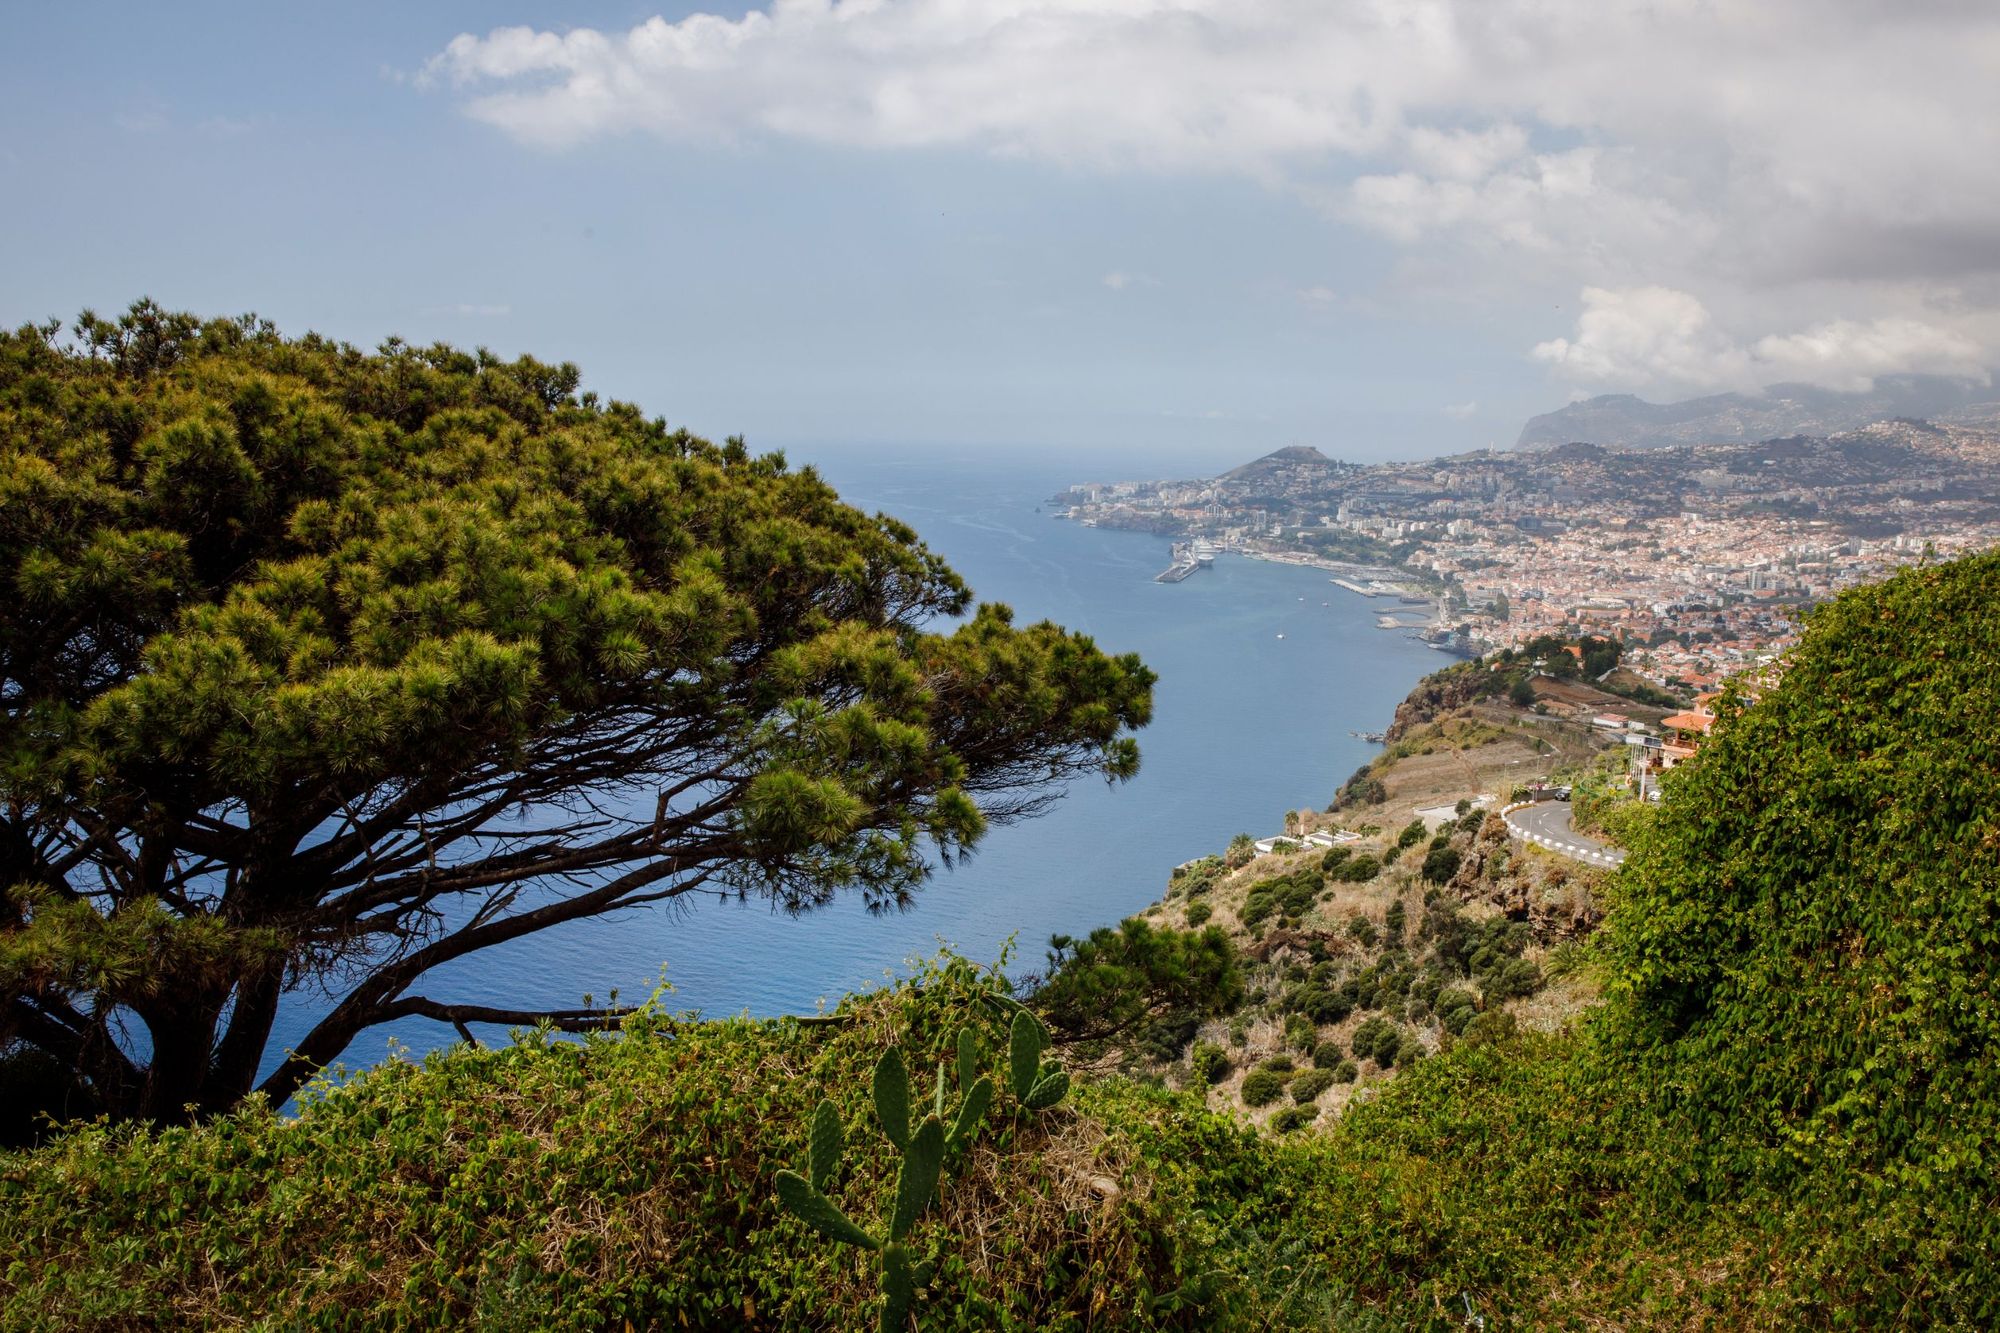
[[1154, 539, 1219, 583]]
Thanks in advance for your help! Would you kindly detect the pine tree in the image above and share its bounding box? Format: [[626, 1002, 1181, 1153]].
[[0, 302, 1154, 1124]]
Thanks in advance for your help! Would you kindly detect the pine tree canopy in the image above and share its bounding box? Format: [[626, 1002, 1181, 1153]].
[[0, 301, 1154, 1124]]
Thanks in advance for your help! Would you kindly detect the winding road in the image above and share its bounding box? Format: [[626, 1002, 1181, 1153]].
[[1503, 800, 1628, 868]]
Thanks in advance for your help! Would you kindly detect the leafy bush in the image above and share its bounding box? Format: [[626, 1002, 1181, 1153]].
[[1420, 846, 1461, 883], [1257, 1055, 1295, 1075], [1037, 919, 1243, 1045], [1189, 1041, 1232, 1086], [1330, 1059, 1359, 1084], [1283, 1015, 1316, 1052], [1328, 855, 1380, 883], [1171, 856, 1226, 898], [1481, 956, 1542, 1002], [1185, 900, 1213, 927], [1435, 989, 1479, 1036], [1310, 1041, 1345, 1070], [1240, 1069, 1289, 1107], [1290, 1068, 1335, 1104], [1604, 552, 2000, 1257], [0, 961, 1198, 1330], [1284, 980, 1353, 1026], [1241, 871, 1320, 927], [1348, 1017, 1398, 1066], [1397, 819, 1428, 849], [1269, 1105, 1318, 1134]]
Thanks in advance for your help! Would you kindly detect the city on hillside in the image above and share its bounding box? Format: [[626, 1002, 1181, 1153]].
[[1054, 417, 2000, 694]]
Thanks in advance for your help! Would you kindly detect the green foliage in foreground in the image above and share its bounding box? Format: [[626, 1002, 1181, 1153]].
[[8, 554, 2000, 1328], [0, 962, 1213, 1331]]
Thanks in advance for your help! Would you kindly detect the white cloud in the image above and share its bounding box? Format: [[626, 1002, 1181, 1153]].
[[1751, 318, 1987, 393], [1533, 286, 1987, 394], [423, 2, 2000, 388], [1443, 400, 1478, 419], [1102, 271, 1160, 291]]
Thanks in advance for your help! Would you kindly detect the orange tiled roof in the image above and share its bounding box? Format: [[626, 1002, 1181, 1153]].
[[1662, 711, 1715, 734]]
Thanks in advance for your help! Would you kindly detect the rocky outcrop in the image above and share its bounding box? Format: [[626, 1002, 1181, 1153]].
[[1383, 662, 1500, 742], [1450, 813, 1603, 939]]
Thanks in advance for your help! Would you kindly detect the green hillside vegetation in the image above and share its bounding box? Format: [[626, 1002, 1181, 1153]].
[[6, 407, 2000, 1320]]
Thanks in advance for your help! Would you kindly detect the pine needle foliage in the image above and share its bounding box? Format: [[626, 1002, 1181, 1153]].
[[0, 302, 1153, 1125]]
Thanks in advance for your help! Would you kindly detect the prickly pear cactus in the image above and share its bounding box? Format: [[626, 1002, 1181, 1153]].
[[775, 997, 1072, 1329], [808, 1098, 843, 1192], [873, 1048, 911, 1151]]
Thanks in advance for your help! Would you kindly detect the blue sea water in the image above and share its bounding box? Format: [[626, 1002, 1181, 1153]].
[[262, 447, 1443, 1080]]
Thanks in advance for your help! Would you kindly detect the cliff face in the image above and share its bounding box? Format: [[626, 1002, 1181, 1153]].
[[1381, 662, 1499, 742]]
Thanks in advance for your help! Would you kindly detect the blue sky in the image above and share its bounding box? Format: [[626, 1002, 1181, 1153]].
[[6, 2, 1998, 467]]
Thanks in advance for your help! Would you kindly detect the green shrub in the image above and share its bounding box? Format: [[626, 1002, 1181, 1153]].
[[1290, 1068, 1335, 1103], [1188, 1040, 1231, 1086], [1481, 956, 1542, 1002], [0, 961, 1187, 1331], [1421, 846, 1461, 884], [1269, 1105, 1318, 1134], [1330, 1059, 1359, 1084], [1330, 855, 1381, 883], [1461, 1010, 1519, 1048], [1285, 982, 1353, 1026], [1349, 1017, 1400, 1066], [1037, 919, 1243, 1045], [1283, 1014, 1316, 1051], [1390, 1035, 1426, 1068], [1241, 871, 1320, 927], [1397, 819, 1428, 849], [1435, 988, 1479, 1036], [1257, 1054, 1295, 1075], [1240, 1069, 1289, 1107], [1184, 900, 1212, 927], [1311, 1041, 1345, 1070]]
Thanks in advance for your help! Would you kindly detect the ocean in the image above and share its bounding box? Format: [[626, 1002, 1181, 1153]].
[[261, 447, 1444, 1081]]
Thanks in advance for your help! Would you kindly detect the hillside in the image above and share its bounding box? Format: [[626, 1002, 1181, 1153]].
[[1514, 375, 2000, 450], [1217, 445, 1339, 480], [7, 552, 2000, 1328]]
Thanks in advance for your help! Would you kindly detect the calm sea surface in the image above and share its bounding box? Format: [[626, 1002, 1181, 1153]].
[[262, 448, 1443, 1081]]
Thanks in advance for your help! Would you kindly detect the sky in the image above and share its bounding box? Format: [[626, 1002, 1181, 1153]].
[[5, 2, 2000, 466]]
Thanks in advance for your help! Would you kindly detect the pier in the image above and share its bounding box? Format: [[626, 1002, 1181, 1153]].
[[1154, 540, 1205, 583]]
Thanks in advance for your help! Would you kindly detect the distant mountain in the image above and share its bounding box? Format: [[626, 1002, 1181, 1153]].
[[1218, 445, 1339, 480], [1515, 375, 2000, 451]]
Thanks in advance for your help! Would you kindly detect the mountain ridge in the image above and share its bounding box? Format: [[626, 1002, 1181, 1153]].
[[1516, 373, 2000, 451]]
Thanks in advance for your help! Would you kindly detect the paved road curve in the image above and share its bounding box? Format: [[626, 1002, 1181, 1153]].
[[1504, 800, 1628, 868]]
